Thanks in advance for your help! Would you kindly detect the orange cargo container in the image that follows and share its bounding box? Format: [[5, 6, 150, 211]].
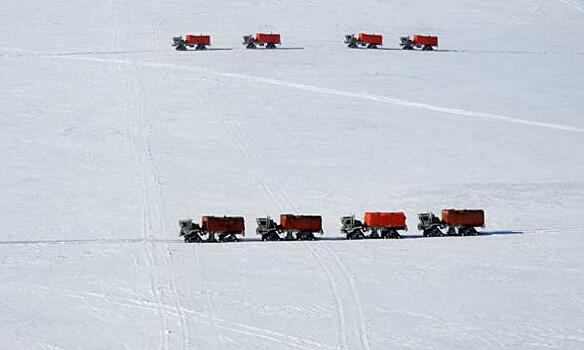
[[364, 212, 406, 228], [441, 209, 484, 227], [413, 35, 438, 47], [255, 33, 281, 44], [358, 32, 383, 45], [280, 214, 322, 232], [202, 216, 245, 234], [185, 34, 211, 45]]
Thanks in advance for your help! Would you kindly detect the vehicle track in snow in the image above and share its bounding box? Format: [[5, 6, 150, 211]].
[[233, 124, 370, 349], [224, 119, 286, 211], [122, 57, 170, 350], [302, 243, 349, 349], [225, 116, 371, 349], [42, 55, 584, 134], [193, 243, 225, 347], [6, 52, 582, 134], [224, 118, 347, 347], [301, 241, 371, 350], [111, 0, 190, 346], [107, 3, 173, 348], [143, 9, 192, 349], [559, 0, 584, 14], [321, 245, 371, 350], [13, 281, 334, 350]]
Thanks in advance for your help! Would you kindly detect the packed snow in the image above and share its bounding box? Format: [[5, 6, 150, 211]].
[[1, 0, 583, 349]]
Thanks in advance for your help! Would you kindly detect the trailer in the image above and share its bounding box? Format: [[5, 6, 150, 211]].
[[179, 216, 245, 242], [243, 33, 281, 49], [400, 35, 438, 51], [341, 212, 406, 239], [345, 32, 383, 49], [418, 209, 484, 236], [256, 214, 323, 241], [172, 34, 211, 51]]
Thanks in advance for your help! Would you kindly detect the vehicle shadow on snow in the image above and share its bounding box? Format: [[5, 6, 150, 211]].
[[348, 47, 459, 53], [237, 230, 524, 243], [178, 48, 235, 52], [0, 231, 523, 246], [475, 230, 524, 236], [243, 47, 305, 51], [275, 47, 305, 50]]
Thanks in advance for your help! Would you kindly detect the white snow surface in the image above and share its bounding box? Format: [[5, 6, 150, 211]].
[[1, 0, 584, 349]]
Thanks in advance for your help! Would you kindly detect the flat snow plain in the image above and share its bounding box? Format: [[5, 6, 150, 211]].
[[1, 0, 583, 349]]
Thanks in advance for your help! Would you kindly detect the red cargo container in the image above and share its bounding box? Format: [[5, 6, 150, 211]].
[[202, 216, 245, 234], [413, 35, 438, 47], [280, 214, 322, 232], [358, 32, 383, 45], [255, 33, 281, 44], [441, 209, 484, 227], [364, 212, 406, 229], [185, 34, 211, 45]]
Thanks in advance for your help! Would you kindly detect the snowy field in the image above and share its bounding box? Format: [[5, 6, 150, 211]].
[[1, 0, 583, 349]]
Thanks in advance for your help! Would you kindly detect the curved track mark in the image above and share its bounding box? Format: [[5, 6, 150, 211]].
[[560, 0, 584, 14], [122, 59, 170, 350], [322, 244, 371, 350], [50, 55, 584, 134]]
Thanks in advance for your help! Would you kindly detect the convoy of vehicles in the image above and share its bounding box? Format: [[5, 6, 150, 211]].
[[172, 32, 440, 51], [180, 210, 485, 243]]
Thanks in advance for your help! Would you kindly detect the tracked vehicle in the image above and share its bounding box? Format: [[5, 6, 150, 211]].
[[341, 212, 406, 239], [172, 34, 211, 51], [418, 209, 484, 236], [179, 216, 244, 243], [256, 214, 323, 241]]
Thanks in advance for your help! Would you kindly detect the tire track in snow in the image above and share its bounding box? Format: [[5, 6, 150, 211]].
[[301, 241, 371, 350], [230, 120, 370, 349], [232, 118, 299, 210], [143, 10, 191, 350], [166, 247, 190, 350], [224, 117, 347, 347], [302, 243, 349, 349], [193, 244, 228, 348], [121, 61, 170, 350], [224, 119, 287, 211], [109, 2, 169, 348], [50, 55, 584, 134], [217, 71, 584, 134], [226, 117, 369, 350], [14, 281, 334, 350], [321, 245, 371, 350], [559, 0, 584, 14]]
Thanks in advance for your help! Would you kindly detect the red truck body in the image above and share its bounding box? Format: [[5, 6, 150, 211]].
[[185, 34, 211, 45], [441, 209, 484, 227], [413, 35, 438, 47], [358, 32, 383, 45], [280, 214, 322, 232], [255, 33, 281, 44], [202, 216, 245, 234], [364, 212, 407, 229]]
